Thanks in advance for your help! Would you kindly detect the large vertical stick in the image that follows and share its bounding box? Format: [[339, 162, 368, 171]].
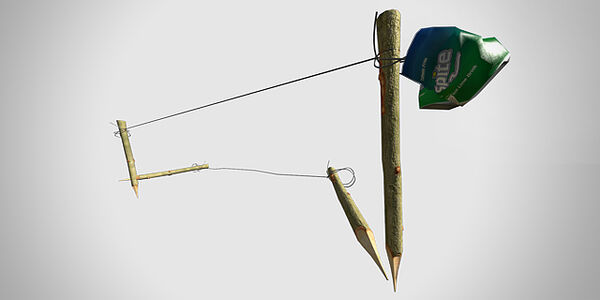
[[376, 9, 402, 291], [117, 120, 139, 198], [327, 167, 388, 279]]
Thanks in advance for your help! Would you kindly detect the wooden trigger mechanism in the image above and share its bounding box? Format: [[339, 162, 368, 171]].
[[116, 120, 209, 198]]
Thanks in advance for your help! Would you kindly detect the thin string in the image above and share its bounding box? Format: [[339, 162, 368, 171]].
[[113, 11, 405, 136], [207, 166, 356, 188], [115, 57, 376, 135]]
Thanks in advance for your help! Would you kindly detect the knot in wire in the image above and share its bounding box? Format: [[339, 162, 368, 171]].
[[110, 122, 130, 138], [113, 128, 131, 138], [372, 11, 405, 69], [191, 163, 204, 172]]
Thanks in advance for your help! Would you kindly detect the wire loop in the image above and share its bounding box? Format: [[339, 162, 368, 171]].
[[332, 167, 356, 188], [191, 163, 204, 172], [114, 128, 131, 138]]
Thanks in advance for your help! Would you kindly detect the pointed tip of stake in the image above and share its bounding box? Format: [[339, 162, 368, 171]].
[[386, 246, 402, 292], [132, 185, 139, 198], [355, 227, 388, 280]]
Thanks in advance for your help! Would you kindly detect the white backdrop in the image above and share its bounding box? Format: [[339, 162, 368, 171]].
[[1, 0, 599, 299]]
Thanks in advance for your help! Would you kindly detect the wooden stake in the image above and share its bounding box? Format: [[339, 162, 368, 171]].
[[120, 163, 209, 181], [376, 9, 403, 291], [116, 120, 139, 198], [327, 167, 388, 280]]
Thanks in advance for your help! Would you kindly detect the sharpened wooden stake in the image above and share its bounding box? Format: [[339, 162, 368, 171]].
[[327, 167, 388, 280], [120, 163, 209, 181], [376, 9, 403, 292], [117, 120, 139, 198]]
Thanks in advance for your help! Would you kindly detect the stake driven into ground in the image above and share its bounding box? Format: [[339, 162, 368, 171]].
[[376, 9, 403, 292]]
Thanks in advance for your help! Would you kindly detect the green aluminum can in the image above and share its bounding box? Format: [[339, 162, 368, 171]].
[[402, 27, 510, 109]]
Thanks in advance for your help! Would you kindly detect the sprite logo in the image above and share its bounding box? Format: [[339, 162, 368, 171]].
[[402, 26, 510, 109], [433, 49, 461, 93]]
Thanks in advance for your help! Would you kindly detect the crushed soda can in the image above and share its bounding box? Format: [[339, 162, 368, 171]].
[[401, 27, 510, 109]]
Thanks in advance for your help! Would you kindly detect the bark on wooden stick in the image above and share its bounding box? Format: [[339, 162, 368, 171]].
[[327, 167, 387, 280], [117, 120, 139, 198], [376, 9, 403, 291], [120, 164, 209, 181]]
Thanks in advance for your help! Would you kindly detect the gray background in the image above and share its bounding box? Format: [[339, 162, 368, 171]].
[[1, 0, 599, 299]]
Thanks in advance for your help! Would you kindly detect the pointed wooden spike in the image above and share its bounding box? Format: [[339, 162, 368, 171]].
[[376, 9, 404, 292], [116, 120, 139, 197], [355, 227, 388, 280], [387, 246, 402, 292], [327, 167, 388, 279], [132, 185, 139, 198]]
